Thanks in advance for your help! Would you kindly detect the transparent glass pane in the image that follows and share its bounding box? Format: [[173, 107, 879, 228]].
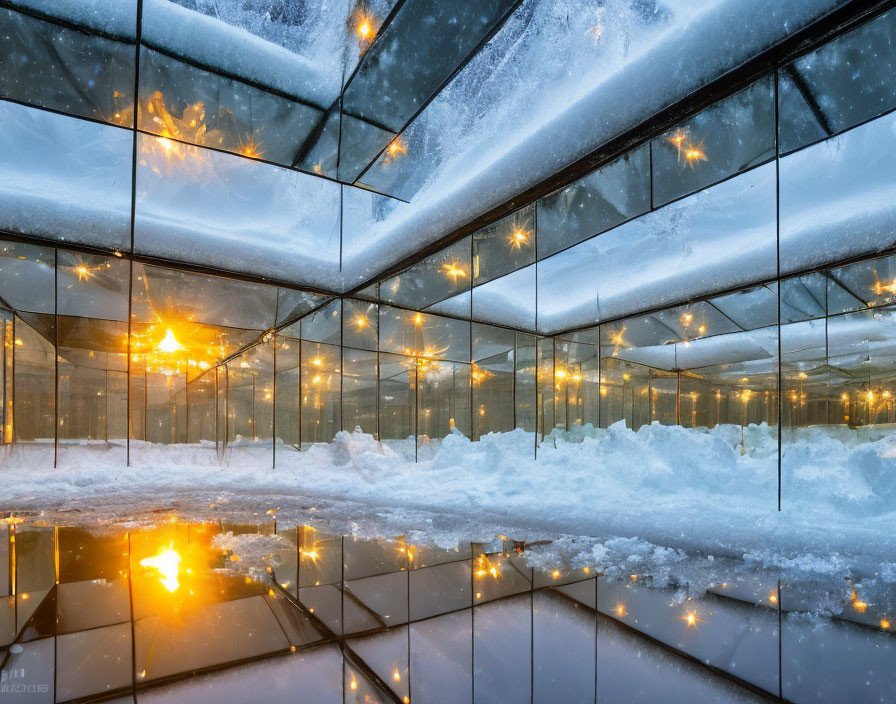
[[0, 101, 132, 250], [779, 9, 896, 154], [472, 205, 535, 286], [0, 7, 135, 126], [537, 144, 649, 260], [652, 76, 775, 207], [779, 111, 896, 275]]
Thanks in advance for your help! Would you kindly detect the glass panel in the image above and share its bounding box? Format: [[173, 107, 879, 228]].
[[472, 205, 535, 286], [417, 360, 470, 461], [344, 0, 517, 187], [134, 132, 341, 288], [342, 299, 378, 351], [0, 7, 135, 125], [472, 323, 515, 439], [301, 341, 341, 446], [138, 46, 323, 167], [379, 352, 415, 461], [0, 241, 56, 468], [342, 347, 377, 436], [56, 251, 129, 466], [379, 237, 471, 311], [651, 76, 775, 207], [473, 264, 536, 331], [0, 101, 132, 250], [779, 111, 896, 275], [301, 299, 341, 345], [379, 306, 470, 363], [274, 334, 300, 452], [129, 263, 274, 465], [779, 9, 896, 154], [515, 332, 538, 434], [537, 144, 649, 260], [538, 163, 777, 332]]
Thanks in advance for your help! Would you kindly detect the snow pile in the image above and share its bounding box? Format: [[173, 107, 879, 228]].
[[3, 422, 896, 576]]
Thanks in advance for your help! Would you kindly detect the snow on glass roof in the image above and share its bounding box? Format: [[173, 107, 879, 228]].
[[0, 0, 851, 296]]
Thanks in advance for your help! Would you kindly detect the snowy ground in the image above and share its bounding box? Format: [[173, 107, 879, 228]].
[[3, 422, 896, 604]]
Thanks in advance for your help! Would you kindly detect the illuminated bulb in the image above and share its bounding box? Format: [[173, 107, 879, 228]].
[[685, 147, 707, 163], [386, 138, 407, 160], [630, 574, 638, 582], [14, 338, 22, 346], [356, 13, 374, 41], [583, 567, 590, 574], [769, 593, 778, 604], [551, 570, 561, 579], [881, 619, 891, 630], [555, 369, 567, 379], [616, 604, 626, 616], [198, 360, 210, 371], [841, 393, 849, 401], [854, 600, 868, 613], [622, 373, 631, 382], [510, 229, 529, 249], [866, 390, 875, 403], [156, 329, 185, 354], [697, 325, 706, 335], [414, 313, 423, 326], [404, 698, 410, 704], [350, 678, 358, 691], [140, 544, 181, 592], [685, 611, 697, 627], [393, 671, 401, 682], [476, 592, 482, 599], [884, 390, 892, 399], [20, 593, 29, 600], [600, 387, 608, 396], [355, 316, 368, 328], [75, 265, 91, 282], [680, 312, 693, 326], [572, 373, 582, 382], [798, 371, 808, 379], [312, 357, 322, 367]]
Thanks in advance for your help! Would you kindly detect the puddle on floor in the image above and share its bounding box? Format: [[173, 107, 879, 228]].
[[0, 512, 893, 703]]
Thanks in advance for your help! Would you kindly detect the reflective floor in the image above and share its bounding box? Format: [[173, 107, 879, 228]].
[[1, 513, 893, 703]]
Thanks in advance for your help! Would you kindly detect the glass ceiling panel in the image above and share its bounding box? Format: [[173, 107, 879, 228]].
[[537, 164, 776, 334], [0, 101, 132, 251], [342, 0, 518, 184], [134, 132, 342, 289]]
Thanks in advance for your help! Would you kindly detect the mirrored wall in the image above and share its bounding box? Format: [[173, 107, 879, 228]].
[[0, 238, 537, 469]]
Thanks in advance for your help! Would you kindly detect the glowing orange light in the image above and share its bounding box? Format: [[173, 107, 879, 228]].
[[854, 600, 868, 613], [443, 264, 466, 280], [680, 312, 693, 326], [622, 373, 631, 382], [355, 316, 368, 328], [884, 390, 892, 399], [685, 147, 707, 163], [20, 593, 29, 600], [13, 339, 22, 347], [555, 369, 567, 379], [881, 619, 891, 630], [140, 544, 181, 592], [583, 567, 590, 575], [156, 328, 185, 354], [551, 570, 561, 579], [697, 324, 706, 335], [75, 265, 92, 282], [510, 228, 529, 250], [384, 136, 407, 163], [350, 678, 358, 691], [414, 313, 424, 326], [240, 135, 264, 159], [841, 392, 849, 401], [616, 604, 626, 616], [312, 358, 322, 367], [393, 671, 402, 682], [866, 390, 875, 403], [769, 592, 778, 604]]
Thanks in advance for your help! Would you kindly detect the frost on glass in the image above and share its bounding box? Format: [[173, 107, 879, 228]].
[[472, 265, 536, 332], [537, 145, 649, 260], [299, 299, 341, 346], [141, 0, 356, 108], [134, 133, 341, 288], [652, 76, 775, 207], [138, 47, 323, 167], [0, 8, 135, 126], [346, 0, 517, 187], [0, 101, 132, 250], [779, 112, 896, 276], [538, 164, 777, 333], [472, 205, 535, 286], [779, 8, 896, 154]]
